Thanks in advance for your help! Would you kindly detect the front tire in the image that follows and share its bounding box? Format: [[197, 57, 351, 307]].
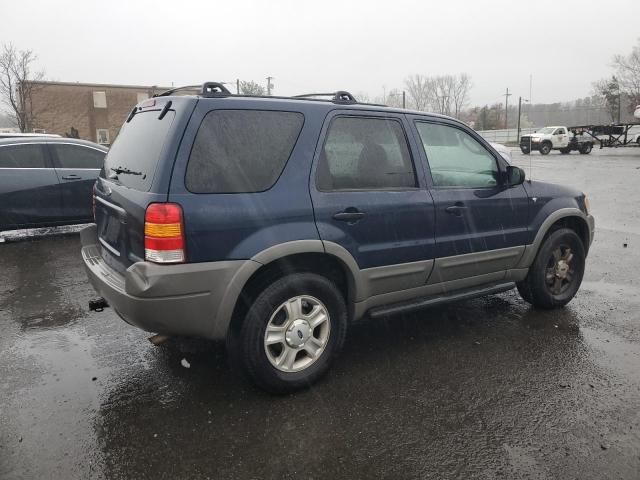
[[539, 142, 551, 155], [237, 273, 347, 393], [517, 228, 585, 309]]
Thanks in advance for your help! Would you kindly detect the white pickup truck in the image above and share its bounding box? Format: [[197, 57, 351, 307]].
[[520, 126, 594, 155]]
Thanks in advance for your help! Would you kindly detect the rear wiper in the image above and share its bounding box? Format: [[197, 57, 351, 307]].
[[110, 166, 142, 176]]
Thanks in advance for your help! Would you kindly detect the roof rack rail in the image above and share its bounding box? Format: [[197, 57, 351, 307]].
[[293, 91, 357, 104], [154, 82, 232, 98], [153, 85, 200, 97]]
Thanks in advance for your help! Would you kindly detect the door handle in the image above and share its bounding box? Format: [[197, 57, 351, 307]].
[[61, 174, 81, 180], [333, 210, 366, 223], [445, 203, 467, 216]]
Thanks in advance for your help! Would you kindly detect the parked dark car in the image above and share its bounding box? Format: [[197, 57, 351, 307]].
[[82, 83, 594, 393], [0, 137, 107, 231]]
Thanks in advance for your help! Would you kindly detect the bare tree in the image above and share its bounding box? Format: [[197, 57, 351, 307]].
[[404, 73, 471, 116], [431, 75, 455, 115], [0, 44, 44, 132], [612, 39, 640, 111], [404, 74, 432, 111], [386, 88, 404, 108], [355, 91, 371, 103], [239, 80, 266, 96], [451, 73, 471, 119]]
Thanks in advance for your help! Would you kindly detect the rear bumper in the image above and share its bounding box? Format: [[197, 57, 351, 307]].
[[81, 225, 254, 339]]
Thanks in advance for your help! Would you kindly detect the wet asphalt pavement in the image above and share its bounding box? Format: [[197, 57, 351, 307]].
[[1, 148, 640, 479]]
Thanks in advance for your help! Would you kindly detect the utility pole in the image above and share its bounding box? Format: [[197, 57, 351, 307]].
[[517, 97, 522, 143], [388, 90, 407, 109], [236, 78, 240, 95], [266, 76, 274, 96], [503, 87, 512, 130]]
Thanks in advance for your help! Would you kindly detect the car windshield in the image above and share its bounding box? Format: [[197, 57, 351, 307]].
[[2, 3, 640, 480]]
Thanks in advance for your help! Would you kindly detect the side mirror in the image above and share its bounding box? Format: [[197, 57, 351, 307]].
[[506, 165, 526, 186]]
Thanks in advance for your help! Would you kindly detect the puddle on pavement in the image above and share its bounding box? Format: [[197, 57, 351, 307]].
[[1, 326, 107, 479], [581, 327, 640, 381]]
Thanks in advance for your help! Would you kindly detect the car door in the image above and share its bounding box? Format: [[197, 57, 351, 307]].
[[50, 142, 106, 222], [411, 119, 529, 286], [310, 112, 436, 298], [0, 142, 63, 230], [555, 127, 568, 148]]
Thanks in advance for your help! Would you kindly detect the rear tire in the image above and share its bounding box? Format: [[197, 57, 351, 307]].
[[579, 143, 593, 154], [236, 272, 347, 394], [520, 147, 530, 154], [539, 142, 551, 155], [517, 228, 585, 309]]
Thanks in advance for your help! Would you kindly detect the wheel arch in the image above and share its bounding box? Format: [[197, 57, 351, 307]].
[[517, 208, 592, 268], [222, 242, 359, 339]]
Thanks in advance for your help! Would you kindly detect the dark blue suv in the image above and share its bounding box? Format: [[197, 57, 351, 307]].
[[82, 83, 595, 393]]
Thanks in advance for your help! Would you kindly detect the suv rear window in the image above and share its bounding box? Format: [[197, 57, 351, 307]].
[[186, 110, 303, 193], [101, 110, 175, 191]]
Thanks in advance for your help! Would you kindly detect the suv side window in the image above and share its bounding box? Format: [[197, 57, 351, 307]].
[[186, 110, 304, 193], [0, 144, 48, 169], [415, 122, 499, 188], [317, 116, 416, 191], [52, 144, 105, 169]]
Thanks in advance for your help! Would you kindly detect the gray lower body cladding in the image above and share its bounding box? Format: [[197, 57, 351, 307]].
[[81, 212, 595, 338], [81, 225, 251, 339]]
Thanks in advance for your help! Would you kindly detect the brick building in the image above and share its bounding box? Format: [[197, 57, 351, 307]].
[[25, 81, 170, 145]]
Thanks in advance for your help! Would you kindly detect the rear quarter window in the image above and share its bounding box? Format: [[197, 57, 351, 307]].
[[185, 110, 304, 193], [0, 144, 48, 168]]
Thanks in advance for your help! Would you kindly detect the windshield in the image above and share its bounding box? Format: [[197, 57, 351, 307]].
[[101, 110, 175, 191]]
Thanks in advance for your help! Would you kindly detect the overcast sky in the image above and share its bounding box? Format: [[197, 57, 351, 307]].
[[2, 0, 638, 106]]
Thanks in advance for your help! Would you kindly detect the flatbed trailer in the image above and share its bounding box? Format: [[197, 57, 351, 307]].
[[570, 123, 640, 149]]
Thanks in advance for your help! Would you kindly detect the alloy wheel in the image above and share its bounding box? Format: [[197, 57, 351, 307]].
[[264, 295, 331, 372], [545, 245, 575, 295]]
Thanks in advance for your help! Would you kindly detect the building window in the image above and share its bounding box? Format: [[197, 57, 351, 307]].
[[137, 92, 149, 103], [96, 129, 110, 145], [93, 91, 107, 108]]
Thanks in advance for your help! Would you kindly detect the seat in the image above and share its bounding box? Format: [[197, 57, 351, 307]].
[[357, 143, 393, 188]]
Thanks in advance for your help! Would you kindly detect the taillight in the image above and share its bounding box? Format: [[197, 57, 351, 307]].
[[144, 203, 185, 264]]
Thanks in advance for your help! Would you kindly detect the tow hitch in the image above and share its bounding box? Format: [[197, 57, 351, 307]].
[[89, 297, 109, 312]]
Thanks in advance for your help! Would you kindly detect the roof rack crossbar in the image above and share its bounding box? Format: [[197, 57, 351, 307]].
[[293, 91, 357, 104], [201, 82, 232, 97]]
